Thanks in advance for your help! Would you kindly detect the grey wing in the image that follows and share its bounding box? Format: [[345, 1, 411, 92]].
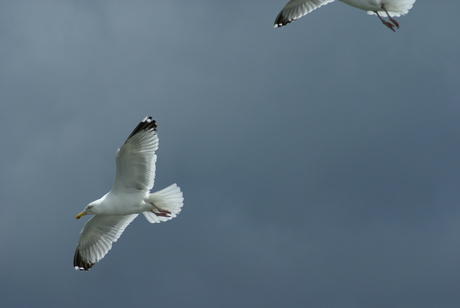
[[74, 214, 138, 270], [112, 116, 158, 193], [274, 0, 336, 28]]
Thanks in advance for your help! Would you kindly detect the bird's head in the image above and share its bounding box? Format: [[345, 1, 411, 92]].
[[75, 202, 97, 219]]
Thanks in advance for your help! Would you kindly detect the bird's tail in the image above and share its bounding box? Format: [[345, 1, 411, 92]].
[[143, 184, 184, 223]]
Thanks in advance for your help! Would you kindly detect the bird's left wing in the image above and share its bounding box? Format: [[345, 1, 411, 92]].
[[274, 0, 335, 28], [74, 214, 138, 270], [111, 116, 158, 193]]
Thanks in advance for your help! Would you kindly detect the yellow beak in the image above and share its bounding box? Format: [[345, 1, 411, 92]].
[[75, 211, 87, 220]]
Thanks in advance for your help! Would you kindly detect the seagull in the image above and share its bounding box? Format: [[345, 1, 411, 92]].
[[73, 116, 184, 271], [274, 0, 416, 31]]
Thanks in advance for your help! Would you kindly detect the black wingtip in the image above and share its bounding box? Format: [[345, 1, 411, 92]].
[[274, 12, 292, 28], [127, 116, 157, 139], [73, 249, 94, 271]]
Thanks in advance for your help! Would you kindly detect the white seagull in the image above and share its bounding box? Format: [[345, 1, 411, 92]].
[[74, 116, 184, 271], [274, 0, 416, 31]]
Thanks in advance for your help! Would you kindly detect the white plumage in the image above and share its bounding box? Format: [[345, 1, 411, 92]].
[[74, 116, 184, 271], [274, 0, 416, 31]]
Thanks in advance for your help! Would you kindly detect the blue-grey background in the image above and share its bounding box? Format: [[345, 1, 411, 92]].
[[1, 1, 459, 307]]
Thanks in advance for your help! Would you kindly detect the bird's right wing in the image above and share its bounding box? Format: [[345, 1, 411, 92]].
[[274, 0, 335, 28], [112, 116, 159, 194], [74, 214, 138, 270]]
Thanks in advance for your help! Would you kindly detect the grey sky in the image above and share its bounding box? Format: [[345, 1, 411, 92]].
[[1, 1, 460, 307]]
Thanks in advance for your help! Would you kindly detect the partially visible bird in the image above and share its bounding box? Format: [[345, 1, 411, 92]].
[[73, 116, 184, 271], [274, 0, 416, 31]]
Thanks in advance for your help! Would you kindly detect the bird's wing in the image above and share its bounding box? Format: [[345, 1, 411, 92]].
[[112, 116, 158, 194], [74, 214, 138, 270], [274, 0, 335, 28]]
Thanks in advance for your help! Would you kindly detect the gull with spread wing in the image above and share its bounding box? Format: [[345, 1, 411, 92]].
[[73, 116, 183, 271], [274, 0, 416, 31]]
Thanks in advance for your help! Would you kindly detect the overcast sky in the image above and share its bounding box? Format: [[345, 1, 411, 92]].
[[1, 1, 460, 307]]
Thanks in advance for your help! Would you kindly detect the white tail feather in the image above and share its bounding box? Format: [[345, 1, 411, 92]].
[[142, 184, 184, 223]]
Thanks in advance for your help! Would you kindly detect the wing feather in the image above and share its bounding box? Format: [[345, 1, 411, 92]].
[[73, 214, 138, 270], [112, 116, 158, 193], [274, 0, 335, 28]]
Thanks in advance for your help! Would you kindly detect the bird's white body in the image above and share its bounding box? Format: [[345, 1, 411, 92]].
[[74, 116, 183, 270], [88, 191, 150, 215], [342, 0, 389, 12], [88, 183, 182, 216], [341, 0, 414, 16], [274, 0, 416, 29]]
